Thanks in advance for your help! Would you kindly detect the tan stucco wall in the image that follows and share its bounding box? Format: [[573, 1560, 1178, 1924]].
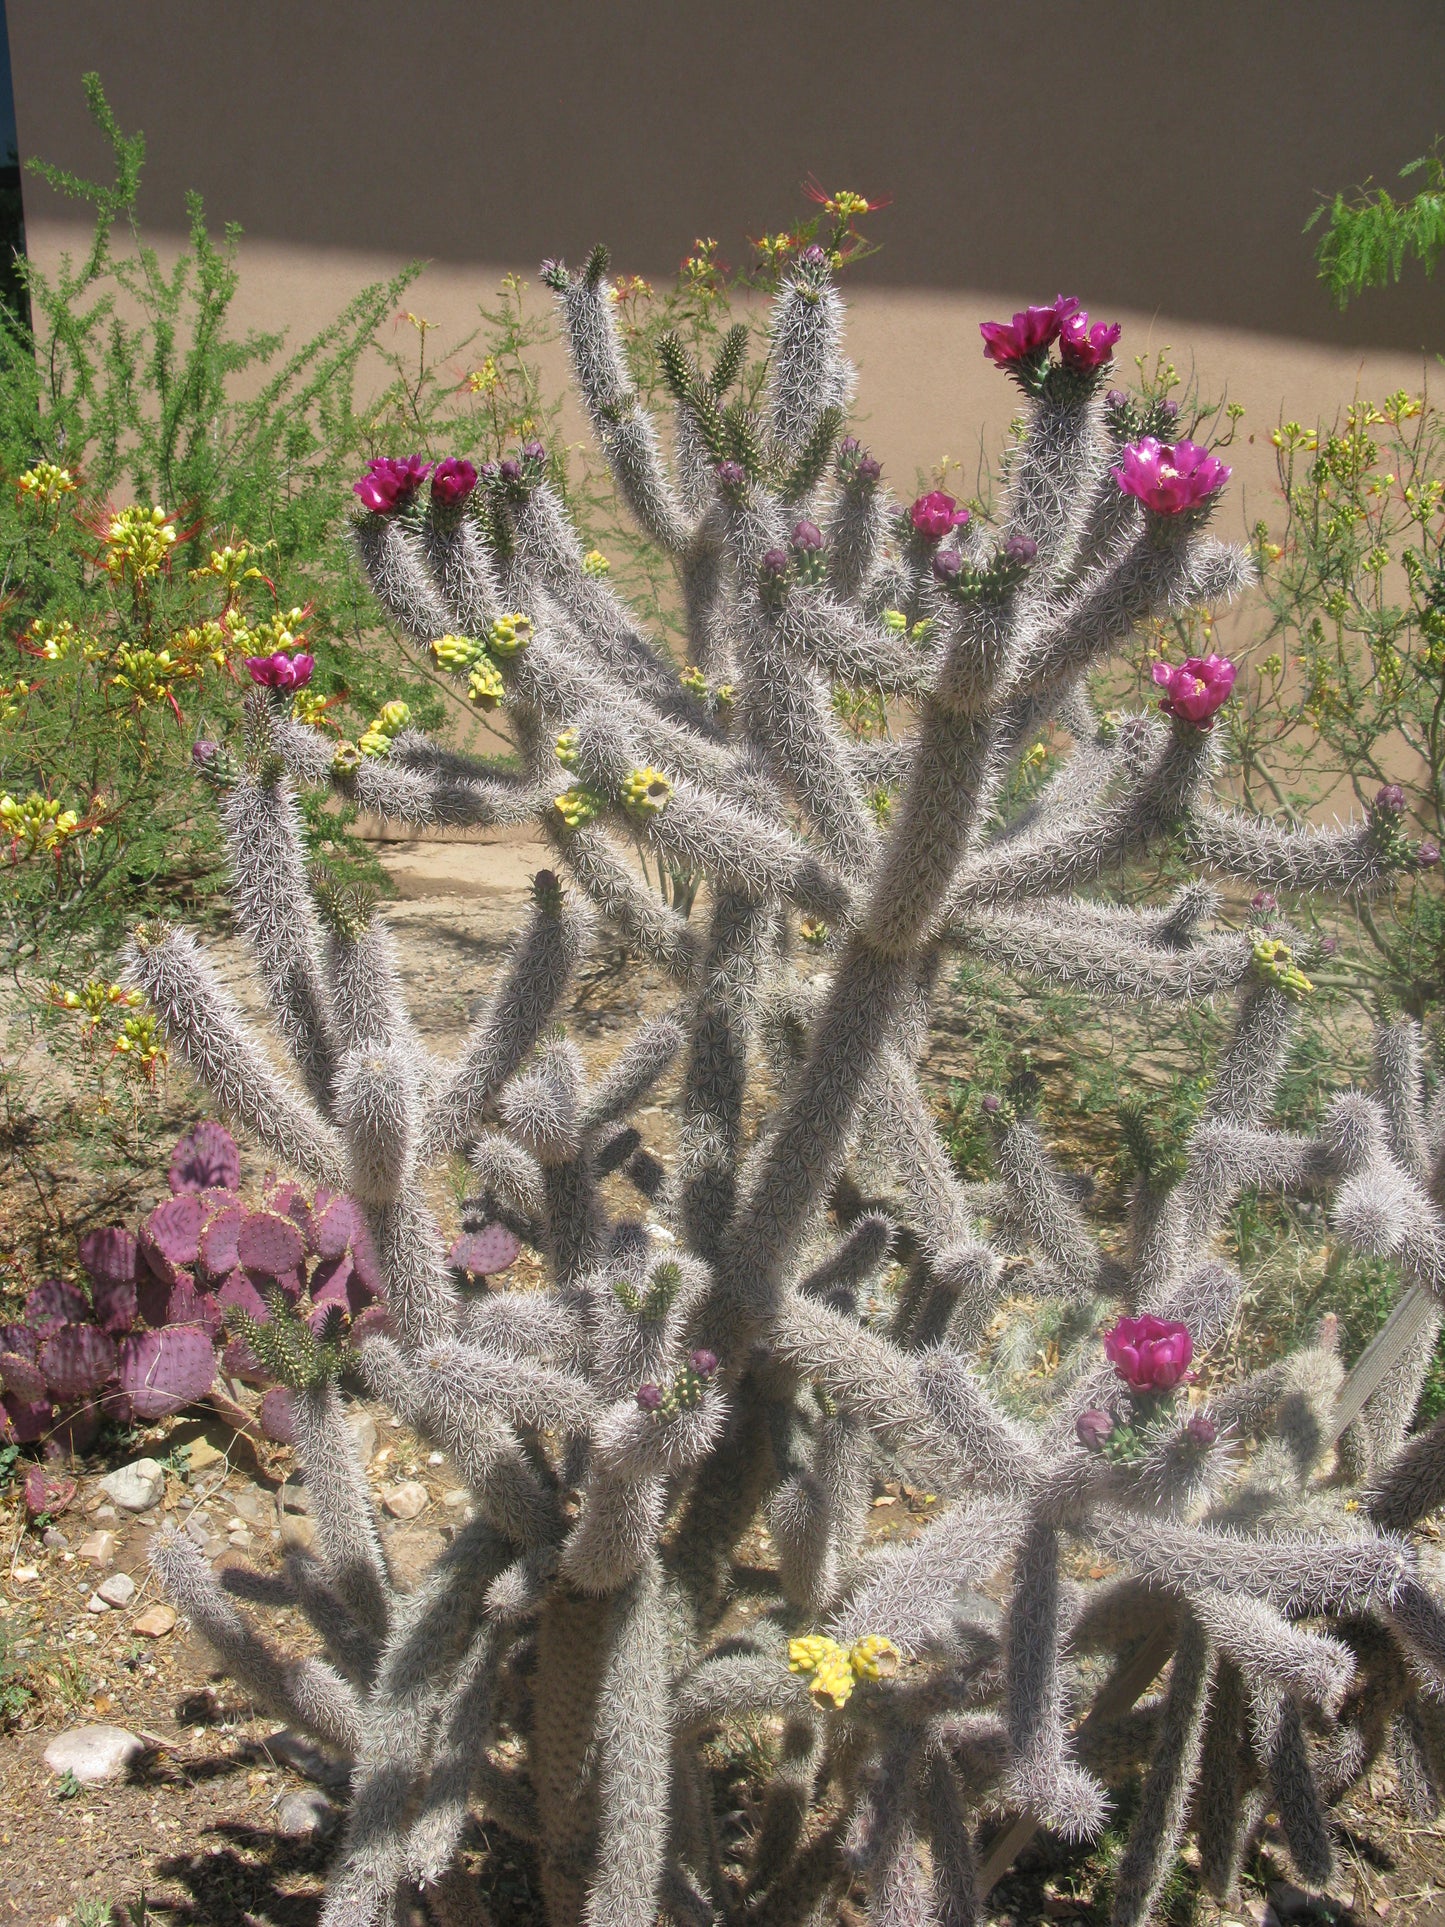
[[8, 3, 1442, 531]]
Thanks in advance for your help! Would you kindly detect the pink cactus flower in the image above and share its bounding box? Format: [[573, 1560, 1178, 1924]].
[[1103, 1314, 1194, 1393], [1058, 308, 1121, 372], [1112, 437, 1231, 515], [1151, 653, 1237, 728], [246, 652, 315, 691], [430, 458, 478, 506], [910, 491, 970, 541], [979, 296, 1078, 367], [352, 454, 432, 514]]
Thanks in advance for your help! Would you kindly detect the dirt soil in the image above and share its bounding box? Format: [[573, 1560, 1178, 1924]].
[[2, 832, 1444, 1926]]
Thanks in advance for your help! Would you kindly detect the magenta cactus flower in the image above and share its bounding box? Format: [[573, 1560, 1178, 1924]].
[[430, 458, 478, 507], [246, 652, 315, 692], [1103, 1314, 1195, 1393], [1058, 308, 1121, 373], [1075, 1408, 1115, 1451], [352, 454, 432, 514], [910, 491, 970, 541], [1112, 437, 1231, 515], [1151, 653, 1237, 729], [791, 519, 824, 552], [979, 296, 1078, 368]]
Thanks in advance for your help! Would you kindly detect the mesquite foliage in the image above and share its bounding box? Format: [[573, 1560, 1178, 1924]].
[[132, 251, 1445, 1926]]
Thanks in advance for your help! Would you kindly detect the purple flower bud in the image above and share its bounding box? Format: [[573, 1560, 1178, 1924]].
[[716, 460, 746, 490], [1003, 534, 1038, 564], [839, 436, 861, 457], [498, 459, 522, 485], [760, 548, 790, 577], [1185, 1414, 1218, 1447], [1376, 783, 1407, 817], [800, 244, 828, 267], [1105, 389, 1129, 411], [191, 739, 219, 768], [1075, 1408, 1115, 1451], [522, 440, 546, 462], [791, 518, 824, 552], [478, 461, 501, 485], [689, 1348, 718, 1377], [1157, 399, 1180, 422], [857, 455, 882, 484], [1418, 839, 1440, 867], [636, 1383, 662, 1411], [981, 1094, 1001, 1115], [1320, 934, 1338, 956], [932, 548, 962, 582], [1250, 890, 1278, 914]]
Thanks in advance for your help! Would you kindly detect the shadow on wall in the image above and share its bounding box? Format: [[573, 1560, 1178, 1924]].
[[8, 0, 1443, 353]]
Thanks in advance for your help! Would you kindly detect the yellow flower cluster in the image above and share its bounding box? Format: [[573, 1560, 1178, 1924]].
[[788, 1633, 901, 1708], [554, 785, 603, 829], [0, 678, 27, 724], [582, 550, 611, 577], [52, 979, 143, 1032], [291, 687, 331, 728], [1, 790, 85, 854], [112, 1011, 167, 1077], [104, 505, 176, 585], [465, 357, 500, 396], [1251, 935, 1314, 1000], [111, 642, 180, 706], [17, 462, 78, 509], [232, 607, 308, 657], [24, 616, 85, 661], [190, 543, 263, 594], [620, 766, 672, 817]]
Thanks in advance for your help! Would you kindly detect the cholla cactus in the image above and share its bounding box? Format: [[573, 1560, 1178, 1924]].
[[126, 263, 1445, 1927]]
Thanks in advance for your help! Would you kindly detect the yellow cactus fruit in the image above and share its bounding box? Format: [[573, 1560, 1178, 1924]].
[[487, 612, 534, 658], [554, 786, 602, 829], [467, 659, 505, 709], [431, 633, 485, 671], [554, 728, 579, 768], [621, 766, 672, 817], [849, 1635, 901, 1681]]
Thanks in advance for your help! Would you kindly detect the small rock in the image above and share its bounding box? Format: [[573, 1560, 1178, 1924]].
[[280, 1514, 317, 1552], [262, 1728, 351, 1789], [441, 1488, 471, 1508], [88, 1592, 111, 1613], [232, 1489, 271, 1527], [92, 1504, 117, 1523], [42, 1527, 68, 1550], [184, 1514, 215, 1548], [99, 1458, 166, 1513], [275, 1786, 338, 1837], [279, 1484, 310, 1514], [133, 1603, 177, 1638], [44, 1724, 144, 1784], [78, 1530, 118, 1566], [187, 1436, 225, 1472], [382, 1480, 428, 1521], [12, 1566, 39, 1585], [427, 1452, 444, 1466], [228, 1530, 254, 1549], [96, 1571, 137, 1609], [346, 1410, 378, 1464]]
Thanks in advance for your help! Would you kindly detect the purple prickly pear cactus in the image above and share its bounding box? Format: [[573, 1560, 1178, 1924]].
[[448, 1223, 522, 1278], [166, 1280, 223, 1332], [236, 1210, 307, 1280], [25, 1279, 88, 1334], [3, 1396, 51, 1443], [221, 1332, 267, 1385], [135, 1268, 173, 1329], [23, 1463, 75, 1518], [48, 1404, 101, 1458], [309, 1251, 353, 1312], [79, 1226, 140, 1286], [90, 1279, 138, 1335], [197, 1202, 244, 1284], [269, 1180, 316, 1252], [139, 1194, 208, 1284], [259, 1386, 296, 1444], [118, 1323, 217, 1421], [1, 1324, 38, 1363], [217, 1270, 270, 1323], [313, 1194, 361, 1261], [39, 1323, 118, 1402], [350, 1304, 392, 1347], [169, 1120, 241, 1194], [1, 1349, 46, 1404]]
